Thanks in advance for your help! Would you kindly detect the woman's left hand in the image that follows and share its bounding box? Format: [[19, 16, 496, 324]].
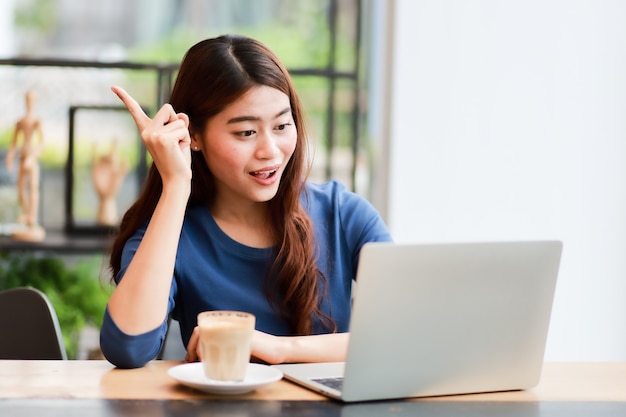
[[184, 326, 201, 363], [184, 328, 283, 364]]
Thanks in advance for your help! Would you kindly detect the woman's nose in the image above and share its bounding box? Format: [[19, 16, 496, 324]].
[[255, 132, 280, 159]]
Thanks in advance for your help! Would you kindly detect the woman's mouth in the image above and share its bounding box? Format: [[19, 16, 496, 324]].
[[250, 168, 278, 180]]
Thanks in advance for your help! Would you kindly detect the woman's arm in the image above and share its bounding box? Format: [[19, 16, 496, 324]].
[[106, 185, 188, 334], [251, 331, 350, 364], [185, 329, 349, 364], [106, 86, 192, 335]]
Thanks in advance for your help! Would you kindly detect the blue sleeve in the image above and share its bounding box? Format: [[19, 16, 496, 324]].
[[306, 181, 393, 274], [99, 307, 169, 368], [302, 181, 392, 331], [99, 224, 177, 368], [333, 182, 393, 271]]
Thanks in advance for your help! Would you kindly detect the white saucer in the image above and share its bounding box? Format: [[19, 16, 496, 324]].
[[167, 362, 283, 395]]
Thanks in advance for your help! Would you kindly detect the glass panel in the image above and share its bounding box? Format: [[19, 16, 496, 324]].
[[1, 0, 368, 233]]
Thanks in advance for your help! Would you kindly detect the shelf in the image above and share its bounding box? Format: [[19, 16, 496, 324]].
[[0, 230, 112, 254]]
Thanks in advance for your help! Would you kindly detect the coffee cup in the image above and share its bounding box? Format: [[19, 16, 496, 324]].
[[197, 310, 255, 382]]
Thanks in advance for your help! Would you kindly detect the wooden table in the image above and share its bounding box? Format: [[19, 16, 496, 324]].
[[1, 360, 625, 416]]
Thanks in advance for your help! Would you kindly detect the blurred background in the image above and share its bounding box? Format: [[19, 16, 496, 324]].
[[0, 0, 390, 360], [0, 0, 387, 230], [1, 0, 625, 363]]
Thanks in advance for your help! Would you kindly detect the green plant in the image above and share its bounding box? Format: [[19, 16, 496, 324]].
[[0, 253, 113, 359]]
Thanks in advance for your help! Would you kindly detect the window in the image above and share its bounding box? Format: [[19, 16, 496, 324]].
[[0, 0, 373, 233]]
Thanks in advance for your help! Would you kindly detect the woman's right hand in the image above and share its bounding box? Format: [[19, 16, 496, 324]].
[[111, 86, 192, 187]]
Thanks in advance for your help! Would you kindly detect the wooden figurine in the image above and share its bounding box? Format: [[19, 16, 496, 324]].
[[92, 139, 129, 226], [5, 90, 45, 242]]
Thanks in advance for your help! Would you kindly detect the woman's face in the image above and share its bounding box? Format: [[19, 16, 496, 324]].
[[194, 85, 297, 206]]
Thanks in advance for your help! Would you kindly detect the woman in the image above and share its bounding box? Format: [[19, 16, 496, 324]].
[[100, 34, 392, 369]]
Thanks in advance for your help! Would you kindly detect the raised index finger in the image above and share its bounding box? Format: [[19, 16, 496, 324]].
[[111, 85, 151, 131]]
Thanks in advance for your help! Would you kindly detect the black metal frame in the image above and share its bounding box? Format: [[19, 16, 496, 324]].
[[65, 105, 149, 236], [0, 57, 178, 107], [0, 0, 364, 247], [0, 58, 176, 239], [286, 0, 363, 188]]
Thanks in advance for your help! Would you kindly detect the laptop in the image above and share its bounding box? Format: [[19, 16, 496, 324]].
[[273, 240, 562, 402]]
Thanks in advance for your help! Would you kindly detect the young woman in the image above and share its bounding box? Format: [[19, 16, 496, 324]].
[[99, 34, 392, 369]]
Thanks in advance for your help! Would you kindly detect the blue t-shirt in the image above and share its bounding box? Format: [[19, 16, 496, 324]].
[[100, 181, 392, 368]]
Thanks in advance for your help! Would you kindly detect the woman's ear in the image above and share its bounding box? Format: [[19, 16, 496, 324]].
[[190, 132, 202, 152]]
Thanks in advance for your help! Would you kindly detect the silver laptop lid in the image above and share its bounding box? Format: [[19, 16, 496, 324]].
[[341, 240, 562, 402]]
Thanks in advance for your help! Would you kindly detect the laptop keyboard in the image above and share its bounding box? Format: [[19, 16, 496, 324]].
[[311, 377, 344, 392]]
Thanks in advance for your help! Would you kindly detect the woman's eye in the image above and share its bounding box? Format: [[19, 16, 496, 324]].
[[238, 130, 255, 137], [276, 123, 292, 131]]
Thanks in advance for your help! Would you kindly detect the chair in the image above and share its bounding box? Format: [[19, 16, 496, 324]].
[[0, 286, 67, 359], [157, 316, 187, 360]]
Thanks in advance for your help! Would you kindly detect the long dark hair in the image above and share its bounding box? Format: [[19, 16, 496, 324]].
[[109, 35, 334, 335]]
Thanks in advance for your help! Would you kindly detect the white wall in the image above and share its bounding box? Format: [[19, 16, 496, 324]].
[[0, 0, 17, 56], [386, 0, 626, 361]]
